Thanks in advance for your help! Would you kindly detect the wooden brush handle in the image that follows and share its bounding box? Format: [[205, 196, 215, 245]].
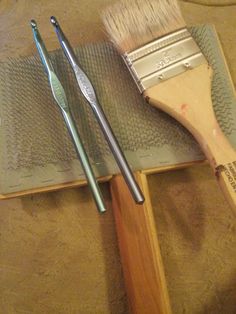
[[144, 64, 236, 211]]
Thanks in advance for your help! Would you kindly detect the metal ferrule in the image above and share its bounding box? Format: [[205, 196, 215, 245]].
[[123, 28, 207, 93]]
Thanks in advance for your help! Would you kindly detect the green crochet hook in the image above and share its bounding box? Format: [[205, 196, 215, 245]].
[[31, 20, 106, 213]]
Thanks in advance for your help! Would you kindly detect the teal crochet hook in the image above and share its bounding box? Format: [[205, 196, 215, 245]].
[[30, 20, 106, 213]]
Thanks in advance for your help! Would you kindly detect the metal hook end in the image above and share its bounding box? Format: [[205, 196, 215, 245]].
[[50, 16, 59, 27], [30, 19, 37, 29]]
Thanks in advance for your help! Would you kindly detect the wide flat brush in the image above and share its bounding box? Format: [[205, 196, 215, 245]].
[[103, 0, 236, 211]]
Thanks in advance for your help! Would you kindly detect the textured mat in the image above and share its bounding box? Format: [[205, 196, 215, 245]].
[[0, 24, 235, 194]]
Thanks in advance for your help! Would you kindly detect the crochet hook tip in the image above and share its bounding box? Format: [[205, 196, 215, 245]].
[[50, 16, 58, 27], [30, 19, 37, 29]]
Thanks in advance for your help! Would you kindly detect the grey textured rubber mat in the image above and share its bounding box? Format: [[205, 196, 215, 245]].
[[0, 24, 235, 194]]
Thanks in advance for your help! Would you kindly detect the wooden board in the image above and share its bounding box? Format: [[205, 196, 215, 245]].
[[0, 161, 205, 200], [110, 172, 172, 314]]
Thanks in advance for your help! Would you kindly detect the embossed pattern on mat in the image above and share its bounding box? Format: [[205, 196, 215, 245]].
[[0, 25, 235, 194]]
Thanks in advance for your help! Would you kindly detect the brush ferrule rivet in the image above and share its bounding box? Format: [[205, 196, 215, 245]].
[[184, 62, 191, 69], [125, 56, 133, 67]]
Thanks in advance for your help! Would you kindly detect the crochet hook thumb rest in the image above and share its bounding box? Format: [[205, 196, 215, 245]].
[[50, 16, 145, 205], [31, 19, 106, 213]]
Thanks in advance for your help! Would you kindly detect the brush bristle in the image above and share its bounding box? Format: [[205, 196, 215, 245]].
[[102, 0, 186, 53]]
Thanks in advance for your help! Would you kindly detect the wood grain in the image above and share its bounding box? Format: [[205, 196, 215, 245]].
[[145, 64, 236, 211], [110, 172, 172, 314]]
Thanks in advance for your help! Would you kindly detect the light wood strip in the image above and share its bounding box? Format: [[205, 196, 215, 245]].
[[110, 172, 172, 314], [0, 176, 112, 200]]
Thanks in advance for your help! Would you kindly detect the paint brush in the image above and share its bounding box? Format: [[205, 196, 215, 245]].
[[102, 0, 236, 211]]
